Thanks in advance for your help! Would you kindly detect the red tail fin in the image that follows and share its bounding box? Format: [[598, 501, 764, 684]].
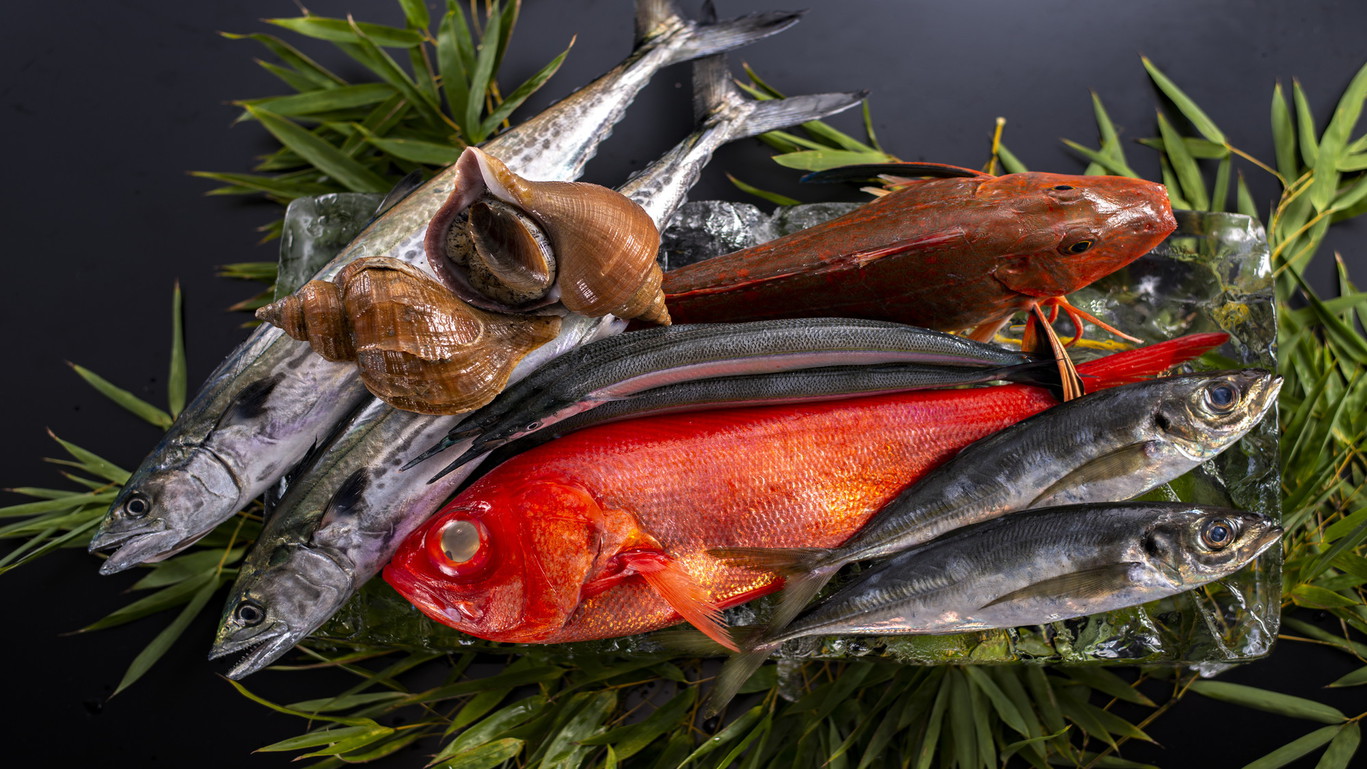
[[1076, 333, 1229, 389]]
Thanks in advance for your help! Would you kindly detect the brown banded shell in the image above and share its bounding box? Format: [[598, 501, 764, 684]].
[[424, 147, 670, 325], [257, 257, 562, 415]]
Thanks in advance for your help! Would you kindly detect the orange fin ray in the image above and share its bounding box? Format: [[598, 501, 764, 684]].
[[1049, 296, 1144, 344], [631, 553, 737, 652], [1029, 305, 1085, 402]]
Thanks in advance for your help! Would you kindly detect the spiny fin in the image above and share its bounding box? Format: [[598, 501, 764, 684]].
[[703, 640, 774, 718], [632, 554, 737, 652], [1027, 304, 1085, 402], [982, 563, 1140, 609], [802, 162, 990, 184], [1028, 442, 1160, 507]]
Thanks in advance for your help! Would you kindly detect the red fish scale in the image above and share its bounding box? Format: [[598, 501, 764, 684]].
[[385, 335, 1222, 644]]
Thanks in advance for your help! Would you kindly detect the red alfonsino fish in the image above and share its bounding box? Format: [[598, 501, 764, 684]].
[[662, 164, 1176, 344], [383, 335, 1223, 649]]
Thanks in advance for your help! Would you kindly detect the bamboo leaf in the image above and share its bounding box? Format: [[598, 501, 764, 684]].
[[771, 149, 898, 172], [266, 16, 424, 48], [1317, 722, 1361, 769], [437, 5, 474, 124], [1062, 139, 1137, 177], [244, 105, 390, 193], [168, 283, 186, 418], [68, 363, 172, 429], [679, 703, 764, 769], [340, 20, 447, 131], [998, 143, 1028, 174], [539, 690, 615, 769], [1311, 61, 1367, 211], [432, 737, 524, 769], [436, 695, 546, 761], [221, 32, 347, 88], [399, 0, 431, 30], [0, 490, 115, 520], [47, 432, 129, 484], [191, 171, 334, 199], [361, 131, 464, 165], [1327, 664, 1367, 688], [579, 687, 695, 760], [1212, 153, 1232, 212], [1294, 81, 1320, 167], [479, 42, 572, 135], [462, 4, 504, 142], [236, 83, 397, 119], [1189, 681, 1347, 723], [259, 724, 389, 752], [1143, 56, 1226, 143], [1156, 110, 1210, 210], [112, 576, 219, 696], [1138, 135, 1230, 159], [1058, 667, 1156, 707], [727, 174, 801, 206], [1237, 172, 1260, 219], [79, 571, 216, 632], [1273, 81, 1299, 181], [1242, 725, 1341, 769], [0, 516, 100, 573], [914, 674, 952, 769]]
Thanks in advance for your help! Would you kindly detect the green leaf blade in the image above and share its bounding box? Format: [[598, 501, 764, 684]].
[[1189, 681, 1347, 724]]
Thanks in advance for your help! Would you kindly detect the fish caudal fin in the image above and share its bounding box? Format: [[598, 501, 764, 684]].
[[692, 53, 865, 144], [640, 0, 802, 68], [1075, 332, 1229, 388], [632, 553, 737, 652], [708, 546, 837, 648], [703, 627, 779, 718]]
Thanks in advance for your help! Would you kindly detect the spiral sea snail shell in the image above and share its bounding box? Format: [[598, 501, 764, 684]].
[[258, 257, 562, 415], [425, 147, 670, 325]]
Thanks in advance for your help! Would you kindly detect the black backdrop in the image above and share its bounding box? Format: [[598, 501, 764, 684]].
[[4, 1, 1363, 766]]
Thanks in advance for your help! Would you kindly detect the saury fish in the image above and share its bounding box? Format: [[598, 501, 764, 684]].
[[661, 163, 1177, 343], [708, 502, 1279, 713], [412, 318, 1038, 480], [210, 54, 864, 677], [382, 335, 1224, 650], [90, 0, 805, 573]]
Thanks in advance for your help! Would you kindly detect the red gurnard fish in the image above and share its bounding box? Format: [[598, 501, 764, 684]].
[[384, 334, 1222, 648], [662, 164, 1176, 343]]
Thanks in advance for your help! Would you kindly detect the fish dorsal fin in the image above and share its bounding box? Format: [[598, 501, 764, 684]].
[[372, 170, 426, 219], [982, 563, 1140, 609], [802, 162, 990, 184], [1028, 441, 1160, 507]]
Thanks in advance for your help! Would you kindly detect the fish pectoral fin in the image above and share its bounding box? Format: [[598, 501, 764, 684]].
[[982, 562, 1140, 609], [1029, 442, 1160, 507], [624, 550, 737, 652]]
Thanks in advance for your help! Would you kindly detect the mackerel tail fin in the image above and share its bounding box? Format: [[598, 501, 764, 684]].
[[693, 52, 867, 143], [640, 0, 803, 68], [1075, 332, 1230, 389], [702, 626, 781, 718], [708, 546, 838, 644]]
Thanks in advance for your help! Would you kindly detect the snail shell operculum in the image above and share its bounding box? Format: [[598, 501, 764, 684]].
[[425, 146, 671, 325], [458, 196, 558, 307], [257, 257, 562, 415]]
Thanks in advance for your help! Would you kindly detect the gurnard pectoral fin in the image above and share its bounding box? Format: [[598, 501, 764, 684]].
[[1025, 305, 1085, 402], [982, 562, 1141, 609], [627, 551, 737, 652]]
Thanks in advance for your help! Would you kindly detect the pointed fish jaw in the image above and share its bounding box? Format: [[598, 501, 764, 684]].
[[210, 548, 351, 679], [91, 449, 241, 573]]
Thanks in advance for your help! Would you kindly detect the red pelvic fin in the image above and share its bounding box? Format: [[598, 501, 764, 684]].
[[624, 550, 737, 652]]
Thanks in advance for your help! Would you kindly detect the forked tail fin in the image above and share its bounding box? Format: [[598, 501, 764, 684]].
[[639, 0, 803, 67]]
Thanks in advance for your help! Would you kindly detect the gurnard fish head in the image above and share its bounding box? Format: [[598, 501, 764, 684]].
[[209, 546, 352, 678], [1139, 505, 1281, 587], [384, 479, 619, 643], [1150, 369, 1282, 461], [89, 446, 241, 574], [980, 172, 1176, 300]]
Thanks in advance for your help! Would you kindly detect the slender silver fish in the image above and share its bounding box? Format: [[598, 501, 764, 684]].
[[210, 54, 865, 677], [90, 0, 805, 573], [708, 502, 1280, 714], [413, 319, 1037, 480], [703, 369, 1281, 706]]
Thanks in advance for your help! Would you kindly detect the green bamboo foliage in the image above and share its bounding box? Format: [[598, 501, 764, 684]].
[[6, 1, 1367, 764]]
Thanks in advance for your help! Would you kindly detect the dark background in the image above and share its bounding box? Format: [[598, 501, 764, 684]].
[[4, 1, 1363, 766]]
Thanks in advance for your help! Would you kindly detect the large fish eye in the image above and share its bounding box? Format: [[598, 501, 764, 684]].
[[122, 492, 151, 518], [1052, 184, 1075, 191], [428, 517, 493, 579], [234, 600, 266, 627], [1200, 518, 1237, 550], [1203, 382, 1240, 413], [442, 521, 482, 563]]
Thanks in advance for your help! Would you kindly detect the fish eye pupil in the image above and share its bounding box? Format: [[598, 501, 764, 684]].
[[1052, 184, 1074, 191], [1205, 383, 1238, 411], [235, 601, 265, 627], [1202, 519, 1235, 549], [441, 520, 482, 564], [124, 494, 150, 518], [526, 421, 541, 431], [1066, 239, 1094, 254]]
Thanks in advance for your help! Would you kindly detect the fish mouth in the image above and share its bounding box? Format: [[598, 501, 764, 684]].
[[208, 621, 300, 680], [92, 524, 194, 575]]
